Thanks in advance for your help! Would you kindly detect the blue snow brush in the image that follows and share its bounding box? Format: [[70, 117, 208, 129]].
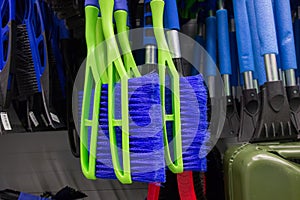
[[80, 0, 165, 184], [15, 0, 64, 131], [145, 0, 209, 199], [0, 0, 18, 133]]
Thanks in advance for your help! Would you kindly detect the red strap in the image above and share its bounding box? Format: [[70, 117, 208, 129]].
[[177, 171, 197, 200], [147, 183, 161, 200]]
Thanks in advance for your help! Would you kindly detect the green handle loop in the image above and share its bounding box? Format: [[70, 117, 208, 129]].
[[114, 10, 141, 77], [80, 5, 101, 180], [150, 0, 183, 173], [99, 0, 132, 184]]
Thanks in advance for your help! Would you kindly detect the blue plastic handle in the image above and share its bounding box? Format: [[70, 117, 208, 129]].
[[216, 9, 231, 75], [232, 0, 255, 73], [294, 19, 300, 77], [9, 0, 15, 20], [114, 0, 128, 12], [229, 31, 239, 87], [143, 0, 156, 46], [246, 0, 266, 86], [1, 0, 15, 70], [273, 0, 297, 71], [254, 0, 278, 56], [163, 0, 180, 30], [205, 16, 217, 76], [30, 0, 47, 92], [85, 0, 99, 8]]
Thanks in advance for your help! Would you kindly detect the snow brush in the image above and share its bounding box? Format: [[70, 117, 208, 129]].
[[80, 0, 165, 184], [146, 0, 208, 199], [15, 0, 63, 131], [273, 0, 300, 134], [232, 0, 260, 142], [0, 0, 24, 133], [217, 0, 239, 139], [250, 0, 299, 142], [161, 0, 209, 199]]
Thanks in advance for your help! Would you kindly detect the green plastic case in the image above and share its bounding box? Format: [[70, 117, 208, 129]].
[[224, 142, 300, 200]]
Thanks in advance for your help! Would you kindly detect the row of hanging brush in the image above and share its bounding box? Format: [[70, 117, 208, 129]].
[[0, 0, 70, 133]]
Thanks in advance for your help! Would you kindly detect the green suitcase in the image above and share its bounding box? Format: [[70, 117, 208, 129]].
[[224, 142, 300, 200]]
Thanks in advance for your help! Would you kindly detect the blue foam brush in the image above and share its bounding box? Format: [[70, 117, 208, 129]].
[[251, 0, 298, 142], [246, 0, 266, 87], [273, 0, 300, 132], [233, 0, 260, 142], [216, 2, 240, 139], [294, 10, 300, 79]]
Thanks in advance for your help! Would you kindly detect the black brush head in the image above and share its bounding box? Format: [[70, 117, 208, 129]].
[[15, 24, 39, 97], [53, 186, 87, 200]]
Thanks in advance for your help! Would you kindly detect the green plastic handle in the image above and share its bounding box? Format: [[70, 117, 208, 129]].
[[99, 0, 132, 184], [96, 15, 108, 83], [80, 5, 101, 180], [150, 0, 183, 173], [114, 10, 141, 77]]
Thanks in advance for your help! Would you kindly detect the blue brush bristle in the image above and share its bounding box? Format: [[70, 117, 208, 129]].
[[78, 72, 208, 181], [96, 73, 166, 183], [165, 74, 209, 172]]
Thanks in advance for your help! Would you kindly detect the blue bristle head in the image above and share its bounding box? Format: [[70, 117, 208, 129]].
[[165, 74, 209, 172], [78, 72, 208, 181], [96, 73, 166, 183]]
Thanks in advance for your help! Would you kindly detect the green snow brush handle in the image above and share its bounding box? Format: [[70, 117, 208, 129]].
[[114, 0, 141, 77], [96, 11, 108, 83], [150, 0, 183, 173], [80, 0, 100, 180], [99, 0, 132, 184]]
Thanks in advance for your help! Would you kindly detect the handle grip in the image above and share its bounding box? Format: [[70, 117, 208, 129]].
[[85, 0, 99, 8], [273, 0, 297, 71], [164, 0, 180, 30], [144, 0, 156, 46], [254, 0, 278, 56], [205, 16, 217, 76], [217, 9, 231, 75], [246, 0, 266, 86], [232, 0, 255, 73], [294, 19, 300, 77], [114, 0, 128, 11]]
